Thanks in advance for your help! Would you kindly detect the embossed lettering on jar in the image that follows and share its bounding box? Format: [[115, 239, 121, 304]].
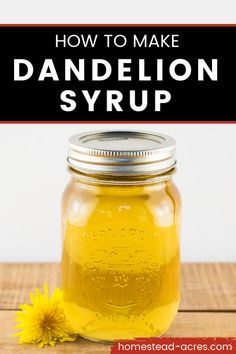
[[61, 131, 181, 342]]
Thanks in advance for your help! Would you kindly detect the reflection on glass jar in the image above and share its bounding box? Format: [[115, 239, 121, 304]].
[[61, 131, 181, 342]]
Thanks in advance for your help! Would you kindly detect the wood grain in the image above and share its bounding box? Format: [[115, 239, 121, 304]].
[[0, 263, 235, 352], [0, 263, 235, 310], [181, 263, 236, 310], [0, 263, 60, 310], [1, 311, 236, 353]]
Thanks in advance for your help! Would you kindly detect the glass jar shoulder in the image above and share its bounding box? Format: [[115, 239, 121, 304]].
[[62, 178, 180, 227], [62, 178, 98, 226]]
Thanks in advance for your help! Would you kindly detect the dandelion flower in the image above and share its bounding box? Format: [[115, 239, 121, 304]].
[[15, 284, 76, 347]]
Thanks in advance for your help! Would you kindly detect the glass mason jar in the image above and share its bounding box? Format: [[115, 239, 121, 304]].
[[61, 131, 181, 342]]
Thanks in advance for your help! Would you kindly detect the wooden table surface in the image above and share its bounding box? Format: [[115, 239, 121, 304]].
[[0, 263, 235, 353]]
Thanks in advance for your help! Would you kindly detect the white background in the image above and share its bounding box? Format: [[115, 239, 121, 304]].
[[0, 123, 235, 262], [0, 0, 236, 23]]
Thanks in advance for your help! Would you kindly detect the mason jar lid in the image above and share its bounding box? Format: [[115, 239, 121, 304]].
[[68, 130, 176, 176]]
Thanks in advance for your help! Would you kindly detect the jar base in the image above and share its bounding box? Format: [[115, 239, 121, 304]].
[[80, 335, 115, 345], [64, 300, 179, 343], [80, 330, 166, 345]]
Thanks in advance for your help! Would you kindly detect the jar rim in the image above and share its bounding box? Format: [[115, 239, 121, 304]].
[[68, 166, 176, 186]]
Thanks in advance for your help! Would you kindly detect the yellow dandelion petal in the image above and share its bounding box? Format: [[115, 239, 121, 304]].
[[14, 283, 77, 347]]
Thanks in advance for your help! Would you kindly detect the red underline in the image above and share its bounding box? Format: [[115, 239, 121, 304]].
[[0, 121, 235, 124]]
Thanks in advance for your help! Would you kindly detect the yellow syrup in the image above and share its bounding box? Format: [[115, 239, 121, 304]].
[[62, 182, 180, 342]]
